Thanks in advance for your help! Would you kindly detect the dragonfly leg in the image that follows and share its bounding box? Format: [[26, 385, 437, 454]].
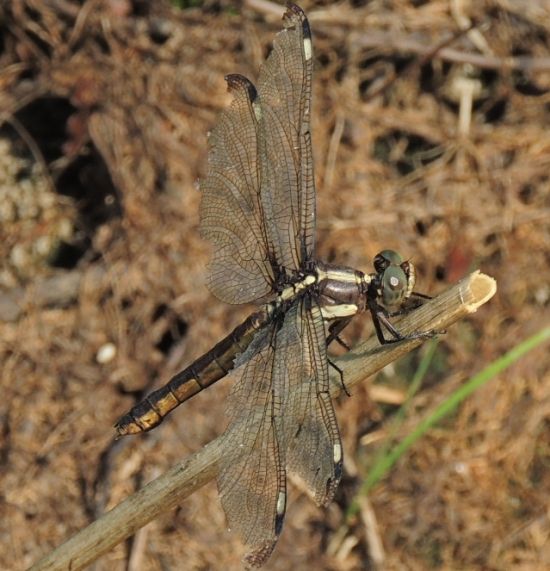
[[410, 290, 432, 300], [368, 301, 391, 344], [327, 317, 352, 349], [334, 336, 351, 350], [387, 290, 431, 317], [388, 307, 411, 318], [328, 358, 350, 397], [368, 300, 437, 345], [326, 319, 353, 396]]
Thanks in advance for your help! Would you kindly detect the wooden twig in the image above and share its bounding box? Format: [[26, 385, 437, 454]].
[[28, 271, 496, 571]]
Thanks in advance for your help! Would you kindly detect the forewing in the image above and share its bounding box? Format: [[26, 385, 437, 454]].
[[200, 75, 275, 305], [200, 4, 317, 300], [257, 4, 316, 274], [284, 297, 343, 506]]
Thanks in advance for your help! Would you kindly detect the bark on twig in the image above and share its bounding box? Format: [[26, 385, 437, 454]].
[[28, 271, 497, 571]]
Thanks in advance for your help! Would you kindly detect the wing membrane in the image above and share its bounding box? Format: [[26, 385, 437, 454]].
[[285, 298, 343, 505], [200, 75, 274, 304], [257, 4, 316, 274], [218, 295, 342, 565], [218, 324, 287, 567], [203, 5, 332, 565], [200, 4, 316, 306]]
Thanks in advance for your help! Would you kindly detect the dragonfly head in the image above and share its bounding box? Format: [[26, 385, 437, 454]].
[[373, 250, 415, 308]]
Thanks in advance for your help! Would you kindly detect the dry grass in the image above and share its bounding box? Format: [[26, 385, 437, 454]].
[[1, 1, 549, 570]]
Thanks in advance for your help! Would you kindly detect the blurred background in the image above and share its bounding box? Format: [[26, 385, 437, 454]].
[[1, 1, 548, 569]]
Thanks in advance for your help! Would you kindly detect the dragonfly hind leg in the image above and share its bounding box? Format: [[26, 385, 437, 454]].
[[328, 358, 351, 397], [326, 318, 354, 396], [326, 318, 352, 350]]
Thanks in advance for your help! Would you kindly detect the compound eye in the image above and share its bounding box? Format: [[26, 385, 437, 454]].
[[373, 255, 386, 273], [388, 274, 402, 290], [381, 266, 407, 306], [374, 249, 403, 274]]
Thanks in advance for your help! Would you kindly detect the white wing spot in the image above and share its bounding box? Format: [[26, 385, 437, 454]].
[[303, 37, 312, 61], [276, 491, 286, 515], [252, 101, 262, 121], [333, 443, 342, 464]]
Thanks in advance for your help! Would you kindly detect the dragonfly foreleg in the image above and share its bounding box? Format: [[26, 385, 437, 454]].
[[410, 291, 432, 300], [387, 291, 430, 317], [368, 299, 437, 344]]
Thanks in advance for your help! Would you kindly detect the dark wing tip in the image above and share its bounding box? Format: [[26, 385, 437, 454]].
[[283, 2, 311, 41], [224, 73, 258, 101], [322, 462, 343, 507], [284, 2, 305, 19], [244, 540, 277, 568]]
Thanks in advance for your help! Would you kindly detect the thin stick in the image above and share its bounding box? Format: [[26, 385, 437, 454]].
[[28, 271, 496, 571], [352, 32, 550, 73]]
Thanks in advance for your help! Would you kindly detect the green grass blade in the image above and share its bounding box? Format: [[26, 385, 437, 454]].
[[348, 326, 550, 519], [365, 340, 438, 486]]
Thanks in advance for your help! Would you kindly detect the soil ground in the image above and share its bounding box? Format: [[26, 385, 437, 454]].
[[1, 1, 549, 570]]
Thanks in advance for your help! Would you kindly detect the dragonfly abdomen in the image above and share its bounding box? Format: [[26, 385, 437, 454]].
[[115, 305, 274, 436]]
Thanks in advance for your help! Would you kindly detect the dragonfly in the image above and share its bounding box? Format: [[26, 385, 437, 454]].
[[115, 3, 434, 566]]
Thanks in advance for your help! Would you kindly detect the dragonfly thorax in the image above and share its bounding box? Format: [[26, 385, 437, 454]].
[[315, 262, 369, 319]]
